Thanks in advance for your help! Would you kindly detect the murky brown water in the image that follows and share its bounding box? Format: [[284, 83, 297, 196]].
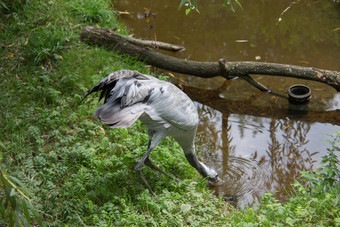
[[115, 0, 340, 206]]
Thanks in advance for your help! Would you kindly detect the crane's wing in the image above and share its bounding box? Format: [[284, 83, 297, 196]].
[[80, 70, 149, 103], [94, 100, 146, 128], [147, 82, 199, 131], [84, 70, 156, 128], [82, 70, 198, 131]]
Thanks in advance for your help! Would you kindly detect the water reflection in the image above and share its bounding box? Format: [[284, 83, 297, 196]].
[[195, 102, 339, 206]]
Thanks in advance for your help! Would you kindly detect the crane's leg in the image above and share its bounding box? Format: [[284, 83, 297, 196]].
[[144, 157, 180, 182], [134, 132, 165, 196], [143, 129, 179, 181], [144, 129, 180, 182]]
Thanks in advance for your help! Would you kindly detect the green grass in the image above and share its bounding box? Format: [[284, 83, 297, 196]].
[[0, 0, 228, 225], [0, 0, 339, 226]]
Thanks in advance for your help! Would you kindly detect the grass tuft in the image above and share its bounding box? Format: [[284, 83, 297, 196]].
[[68, 0, 116, 24], [25, 26, 70, 65]]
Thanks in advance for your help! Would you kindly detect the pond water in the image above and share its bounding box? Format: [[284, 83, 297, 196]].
[[115, 0, 340, 206]]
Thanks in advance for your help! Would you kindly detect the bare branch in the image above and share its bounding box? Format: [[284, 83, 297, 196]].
[[80, 26, 340, 92]]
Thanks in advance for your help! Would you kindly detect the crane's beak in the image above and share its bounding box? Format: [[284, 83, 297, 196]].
[[208, 175, 223, 187]]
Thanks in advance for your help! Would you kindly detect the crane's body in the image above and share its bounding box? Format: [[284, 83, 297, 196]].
[[82, 70, 219, 195]]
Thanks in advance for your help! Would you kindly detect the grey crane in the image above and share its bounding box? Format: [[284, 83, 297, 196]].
[[82, 70, 219, 195]]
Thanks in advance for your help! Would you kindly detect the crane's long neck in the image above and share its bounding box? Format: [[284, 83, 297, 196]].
[[181, 142, 218, 181]]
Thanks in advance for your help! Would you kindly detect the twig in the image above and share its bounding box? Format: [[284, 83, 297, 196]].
[[277, 0, 302, 23], [118, 33, 185, 52]]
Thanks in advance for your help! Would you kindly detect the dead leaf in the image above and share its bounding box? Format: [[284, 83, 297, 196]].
[[118, 11, 130, 15], [5, 53, 15, 59]]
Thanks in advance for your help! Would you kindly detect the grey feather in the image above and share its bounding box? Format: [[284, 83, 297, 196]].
[[94, 100, 144, 128], [81, 70, 149, 103]]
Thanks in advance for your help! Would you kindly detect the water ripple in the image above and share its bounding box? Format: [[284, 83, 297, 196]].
[[211, 156, 272, 207]]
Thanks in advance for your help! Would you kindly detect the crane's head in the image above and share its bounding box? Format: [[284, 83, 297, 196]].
[[206, 167, 218, 180], [209, 170, 223, 183], [200, 163, 222, 183], [206, 167, 223, 186]]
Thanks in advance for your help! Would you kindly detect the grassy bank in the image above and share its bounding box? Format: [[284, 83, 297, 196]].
[[1, 0, 339, 226], [0, 0, 229, 225]]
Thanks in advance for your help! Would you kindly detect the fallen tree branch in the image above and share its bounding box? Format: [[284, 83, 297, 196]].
[[80, 26, 340, 92]]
